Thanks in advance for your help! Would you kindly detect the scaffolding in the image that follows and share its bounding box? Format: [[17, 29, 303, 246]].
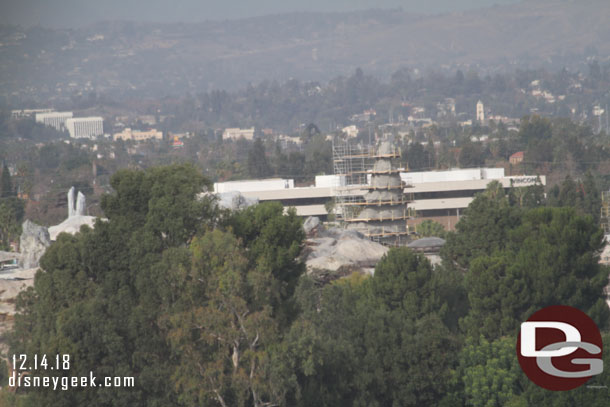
[[332, 139, 414, 246]]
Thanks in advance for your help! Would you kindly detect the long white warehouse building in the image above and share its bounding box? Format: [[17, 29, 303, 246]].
[[214, 168, 545, 230]]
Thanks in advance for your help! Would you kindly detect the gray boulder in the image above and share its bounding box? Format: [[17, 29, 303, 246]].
[[304, 227, 388, 282], [19, 220, 51, 269], [303, 216, 322, 235]]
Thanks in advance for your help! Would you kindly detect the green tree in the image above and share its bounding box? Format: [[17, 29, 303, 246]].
[[10, 164, 215, 407], [167, 230, 288, 407], [547, 173, 601, 221], [582, 171, 602, 222], [519, 115, 553, 168], [247, 139, 272, 179], [509, 179, 545, 208], [463, 207, 609, 340], [459, 336, 522, 407], [227, 202, 305, 326], [442, 184, 521, 271], [459, 142, 484, 167], [407, 142, 432, 170], [287, 249, 459, 407], [1, 162, 12, 197], [0, 197, 24, 249], [303, 133, 332, 177]]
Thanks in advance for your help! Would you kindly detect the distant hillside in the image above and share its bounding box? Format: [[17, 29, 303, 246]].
[[1, 0, 609, 101]]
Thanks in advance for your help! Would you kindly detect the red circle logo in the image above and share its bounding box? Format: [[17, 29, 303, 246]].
[[516, 305, 603, 391]]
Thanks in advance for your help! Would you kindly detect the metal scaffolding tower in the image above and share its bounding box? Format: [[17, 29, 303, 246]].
[[332, 139, 414, 246]]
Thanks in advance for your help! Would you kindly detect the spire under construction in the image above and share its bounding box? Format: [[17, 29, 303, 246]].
[[332, 139, 413, 245]]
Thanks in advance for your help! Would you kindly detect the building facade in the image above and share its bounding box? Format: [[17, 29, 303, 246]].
[[113, 128, 163, 141], [35, 111, 73, 131], [13, 108, 54, 119], [65, 117, 104, 139], [403, 169, 545, 230], [476, 100, 485, 122], [213, 168, 545, 233], [222, 128, 255, 141]]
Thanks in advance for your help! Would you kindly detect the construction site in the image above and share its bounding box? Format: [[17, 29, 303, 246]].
[[332, 139, 415, 246]]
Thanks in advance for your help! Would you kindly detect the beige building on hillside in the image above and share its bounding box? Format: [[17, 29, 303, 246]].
[[222, 128, 255, 141], [113, 128, 163, 141]]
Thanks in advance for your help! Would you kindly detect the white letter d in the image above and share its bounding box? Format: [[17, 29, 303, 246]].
[[521, 321, 581, 357]]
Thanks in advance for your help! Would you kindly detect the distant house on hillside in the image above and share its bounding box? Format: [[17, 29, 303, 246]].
[[510, 151, 524, 165]]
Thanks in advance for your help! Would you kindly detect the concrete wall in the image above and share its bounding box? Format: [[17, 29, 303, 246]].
[[402, 168, 505, 184], [214, 178, 294, 193]]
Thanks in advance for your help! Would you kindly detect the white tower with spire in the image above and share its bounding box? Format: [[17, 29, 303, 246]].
[[476, 100, 485, 122]]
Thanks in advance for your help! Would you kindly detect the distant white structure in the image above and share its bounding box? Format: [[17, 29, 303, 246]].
[[342, 125, 359, 138], [213, 167, 545, 229], [476, 100, 485, 122], [113, 128, 163, 141], [12, 108, 54, 119], [66, 186, 86, 217], [35, 111, 73, 131], [214, 178, 294, 193], [49, 187, 100, 241], [277, 134, 303, 147], [65, 117, 103, 139], [222, 128, 255, 141], [68, 186, 76, 217]]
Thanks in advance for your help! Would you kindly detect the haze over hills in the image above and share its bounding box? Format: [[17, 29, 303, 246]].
[[0, 0, 608, 102]]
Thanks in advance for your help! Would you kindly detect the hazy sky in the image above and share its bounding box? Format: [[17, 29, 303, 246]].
[[1, 0, 522, 28]]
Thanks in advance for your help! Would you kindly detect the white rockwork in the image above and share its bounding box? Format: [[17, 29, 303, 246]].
[[68, 186, 76, 218], [49, 186, 100, 240], [303, 217, 388, 280], [76, 191, 86, 216], [19, 220, 51, 269]]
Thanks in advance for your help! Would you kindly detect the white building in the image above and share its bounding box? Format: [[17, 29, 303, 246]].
[[213, 168, 545, 229], [35, 111, 73, 131], [476, 100, 485, 122], [113, 128, 163, 141], [403, 168, 545, 230], [215, 178, 295, 193], [214, 176, 341, 218], [342, 125, 359, 138], [65, 117, 104, 139], [222, 128, 255, 141], [12, 108, 54, 119]]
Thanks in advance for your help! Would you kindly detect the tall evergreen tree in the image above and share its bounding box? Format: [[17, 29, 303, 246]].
[[0, 162, 12, 197], [247, 139, 272, 179]]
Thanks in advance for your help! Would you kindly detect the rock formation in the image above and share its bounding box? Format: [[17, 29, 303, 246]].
[[67, 186, 86, 217], [48, 187, 99, 240], [76, 191, 86, 216], [302, 217, 388, 282], [68, 186, 76, 217], [18, 220, 51, 269]]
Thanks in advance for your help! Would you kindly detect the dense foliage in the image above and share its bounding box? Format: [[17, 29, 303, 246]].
[[5, 164, 610, 406]]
